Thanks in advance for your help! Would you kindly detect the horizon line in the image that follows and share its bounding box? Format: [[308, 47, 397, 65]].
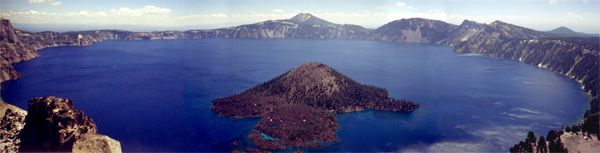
[[2, 14, 597, 35]]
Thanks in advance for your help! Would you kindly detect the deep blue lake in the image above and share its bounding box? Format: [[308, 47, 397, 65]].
[[1, 39, 589, 152]]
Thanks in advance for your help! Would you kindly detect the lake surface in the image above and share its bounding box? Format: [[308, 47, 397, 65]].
[[1, 39, 589, 152]]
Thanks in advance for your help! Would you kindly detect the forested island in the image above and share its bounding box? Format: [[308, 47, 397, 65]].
[[212, 62, 419, 150]]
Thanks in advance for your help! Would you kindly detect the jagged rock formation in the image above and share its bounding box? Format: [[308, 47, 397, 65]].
[[0, 18, 39, 82], [213, 62, 418, 148], [17, 97, 121, 152], [0, 101, 27, 152]]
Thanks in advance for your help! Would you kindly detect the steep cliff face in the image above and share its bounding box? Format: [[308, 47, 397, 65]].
[[18, 97, 121, 152], [0, 18, 39, 82], [371, 18, 457, 43], [0, 19, 27, 150], [0, 19, 18, 44], [444, 20, 599, 97], [0, 19, 188, 82]]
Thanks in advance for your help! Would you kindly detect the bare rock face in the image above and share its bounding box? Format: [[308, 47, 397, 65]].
[[0, 18, 39, 82], [446, 20, 599, 97], [0, 102, 27, 153], [17, 97, 120, 152], [73, 133, 122, 153], [0, 61, 22, 82], [0, 18, 18, 43]]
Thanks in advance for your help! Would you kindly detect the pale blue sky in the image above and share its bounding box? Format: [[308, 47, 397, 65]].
[[1, 0, 599, 33]]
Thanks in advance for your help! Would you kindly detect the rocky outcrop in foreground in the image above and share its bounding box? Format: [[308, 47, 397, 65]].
[[0, 102, 27, 152], [17, 97, 121, 152], [213, 62, 418, 149], [72, 133, 122, 153]]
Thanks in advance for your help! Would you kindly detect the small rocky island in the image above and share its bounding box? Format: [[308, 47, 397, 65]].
[[212, 62, 419, 151]]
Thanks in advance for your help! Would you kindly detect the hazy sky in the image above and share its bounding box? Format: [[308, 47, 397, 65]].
[[1, 0, 599, 33]]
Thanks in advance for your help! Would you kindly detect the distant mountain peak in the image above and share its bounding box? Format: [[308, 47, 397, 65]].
[[547, 26, 595, 37], [460, 19, 480, 25], [549, 26, 576, 34], [287, 13, 335, 25], [555, 26, 572, 30]]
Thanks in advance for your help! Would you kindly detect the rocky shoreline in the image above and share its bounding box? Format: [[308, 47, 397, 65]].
[[1, 13, 598, 152], [2, 15, 597, 97]]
